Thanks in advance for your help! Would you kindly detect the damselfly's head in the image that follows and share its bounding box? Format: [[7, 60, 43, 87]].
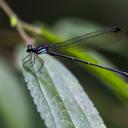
[[26, 45, 34, 53]]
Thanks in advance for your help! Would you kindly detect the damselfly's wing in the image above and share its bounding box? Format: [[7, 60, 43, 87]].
[[50, 26, 126, 50]]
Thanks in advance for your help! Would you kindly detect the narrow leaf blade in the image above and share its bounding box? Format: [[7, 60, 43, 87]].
[[22, 54, 106, 128]]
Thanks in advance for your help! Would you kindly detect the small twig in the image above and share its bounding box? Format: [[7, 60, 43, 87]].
[[0, 0, 37, 45], [0, 0, 15, 17], [17, 24, 35, 45], [20, 20, 42, 35]]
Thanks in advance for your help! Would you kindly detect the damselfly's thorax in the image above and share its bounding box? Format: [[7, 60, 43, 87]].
[[26, 45, 48, 54]]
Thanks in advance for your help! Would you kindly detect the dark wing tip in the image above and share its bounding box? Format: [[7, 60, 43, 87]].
[[107, 26, 122, 32]]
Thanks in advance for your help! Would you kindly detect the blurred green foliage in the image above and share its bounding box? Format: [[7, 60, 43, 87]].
[[0, 0, 128, 128]]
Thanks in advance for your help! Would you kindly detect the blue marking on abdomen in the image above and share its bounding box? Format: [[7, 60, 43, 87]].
[[37, 48, 47, 54]]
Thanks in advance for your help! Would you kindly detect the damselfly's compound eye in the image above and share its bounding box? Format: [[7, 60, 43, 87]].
[[26, 45, 33, 53]]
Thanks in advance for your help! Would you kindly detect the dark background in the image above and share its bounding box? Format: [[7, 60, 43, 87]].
[[0, 0, 128, 128], [1, 0, 128, 27]]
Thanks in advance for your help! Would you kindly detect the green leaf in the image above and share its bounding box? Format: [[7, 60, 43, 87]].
[[22, 54, 106, 128], [0, 57, 32, 128], [38, 19, 128, 103]]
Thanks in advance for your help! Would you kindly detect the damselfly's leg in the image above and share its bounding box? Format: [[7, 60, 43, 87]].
[[38, 56, 44, 73], [22, 52, 39, 69], [31, 54, 38, 67], [33, 55, 44, 73], [22, 53, 32, 66]]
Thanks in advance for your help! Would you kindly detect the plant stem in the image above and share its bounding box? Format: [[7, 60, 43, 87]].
[[0, 0, 15, 17], [0, 0, 42, 45]]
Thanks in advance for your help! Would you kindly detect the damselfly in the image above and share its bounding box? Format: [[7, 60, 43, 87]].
[[22, 26, 128, 77]]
